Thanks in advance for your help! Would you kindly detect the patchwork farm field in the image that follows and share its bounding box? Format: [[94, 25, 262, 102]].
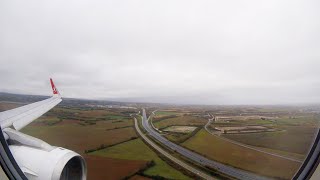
[[22, 120, 137, 153], [91, 138, 190, 179], [182, 129, 301, 179], [2, 98, 320, 180], [151, 112, 207, 144], [149, 107, 320, 179], [7, 104, 188, 180]]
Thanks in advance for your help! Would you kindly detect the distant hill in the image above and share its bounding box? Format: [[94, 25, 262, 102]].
[[0, 92, 49, 103], [0, 92, 132, 108]]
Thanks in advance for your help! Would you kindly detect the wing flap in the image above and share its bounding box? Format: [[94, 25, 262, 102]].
[[12, 98, 61, 130]]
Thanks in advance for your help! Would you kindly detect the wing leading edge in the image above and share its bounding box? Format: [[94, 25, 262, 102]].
[[0, 79, 62, 130]]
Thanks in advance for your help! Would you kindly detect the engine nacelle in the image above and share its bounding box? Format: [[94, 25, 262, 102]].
[[9, 145, 87, 180]]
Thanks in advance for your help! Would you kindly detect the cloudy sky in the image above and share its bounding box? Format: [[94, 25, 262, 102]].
[[0, 0, 319, 105]]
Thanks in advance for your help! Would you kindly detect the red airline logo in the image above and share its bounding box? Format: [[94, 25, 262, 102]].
[[50, 78, 59, 95]]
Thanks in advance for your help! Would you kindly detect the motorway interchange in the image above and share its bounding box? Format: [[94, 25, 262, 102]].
[[138, 109, 271, 180]]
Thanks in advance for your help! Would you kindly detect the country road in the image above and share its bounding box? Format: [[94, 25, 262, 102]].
[[141, 109, 271, 180]]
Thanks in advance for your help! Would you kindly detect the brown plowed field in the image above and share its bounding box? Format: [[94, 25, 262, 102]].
[[85, 155, 148, 180], [129, 175, 152, 180]]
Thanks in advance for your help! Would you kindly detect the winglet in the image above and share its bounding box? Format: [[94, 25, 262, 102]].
[[50, 78, 59, 95]]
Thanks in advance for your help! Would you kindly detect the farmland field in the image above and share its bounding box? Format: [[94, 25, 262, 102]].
[[150, 107, 319, 179], [90, 138, 190, 179], [182, 129, 301, 179], [163, 126, 197, 133], [154, 111, 184, 117], [84, 155, 148, 180], [0, 102, 22, 111], [222, 126, 317, 155], [5, 103, 189, 180], [2, 97, 320, 180], [21, 119, 137, 153], [153, 115, 207, 129], [214, 114, 320, 155]]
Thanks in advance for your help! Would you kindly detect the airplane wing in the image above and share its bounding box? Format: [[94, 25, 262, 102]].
[[0, 78, 62, 130], [0, 79, 87, 180]]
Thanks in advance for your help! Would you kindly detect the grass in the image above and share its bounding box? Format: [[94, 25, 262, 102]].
[[47, 107, 132, 123], [22, 123, 138, 154], [105, 114, 130, 120], [90, 138, 190, 180], [163, 126, 197, 133], [154, 116, 207, 129], [222, 125, 317, 155], [275, 116, 320, 126], [254, 146, 305, 161], [32, 116, 62, 126], [182, 129, 301, 179], [17, 106, 151, 180], [164, 127, 202, 144], [164, 133, 193, 143], [11, 104, 318, 180], [213, 119, 274, 127], [84, 155, 148, 180], [155, 111, 182, 116]]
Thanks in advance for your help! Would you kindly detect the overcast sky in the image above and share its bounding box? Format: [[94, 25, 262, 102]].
[[0, 0, 319, 105]]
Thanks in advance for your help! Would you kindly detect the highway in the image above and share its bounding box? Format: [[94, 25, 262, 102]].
[[133, 115, 214, 179], [141, 109, 271, 180]]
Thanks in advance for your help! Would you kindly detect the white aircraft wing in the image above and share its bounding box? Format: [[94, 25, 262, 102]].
[[0, 79, 86, 180], [0, 78, 62, 130]]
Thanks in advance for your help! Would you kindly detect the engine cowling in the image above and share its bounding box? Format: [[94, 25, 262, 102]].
[[9, 145, 87, 180]]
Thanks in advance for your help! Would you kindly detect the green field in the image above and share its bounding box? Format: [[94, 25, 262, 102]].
[[182, 129, 301, 179], [213, 118, 275, 127], [34, 116, 62, 126], [91, 139, 190, 179], [21, 107, 138, 154], [164, 133, 193, 144], [222, 126, 317, 155], [154, 116, 207, 129], [155, 111, 182, 116], [8, 101, 319, 180], [163, 127, 201, 144], [254, 146, 305, 161], [104, 114, 130, 120], [22, 122, 138, 154], [275, 116, 320, 126], [49, 107, 133, 123]]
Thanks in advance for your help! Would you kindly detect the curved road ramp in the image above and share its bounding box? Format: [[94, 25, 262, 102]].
[[140, 109, 272, 180]]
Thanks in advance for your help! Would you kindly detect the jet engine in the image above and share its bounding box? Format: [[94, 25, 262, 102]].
[[9, 145, 86, 180], [4, 128, 87, 180]]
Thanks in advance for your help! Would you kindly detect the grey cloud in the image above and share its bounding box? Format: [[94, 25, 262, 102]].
[[0, 0, 319, 104]]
